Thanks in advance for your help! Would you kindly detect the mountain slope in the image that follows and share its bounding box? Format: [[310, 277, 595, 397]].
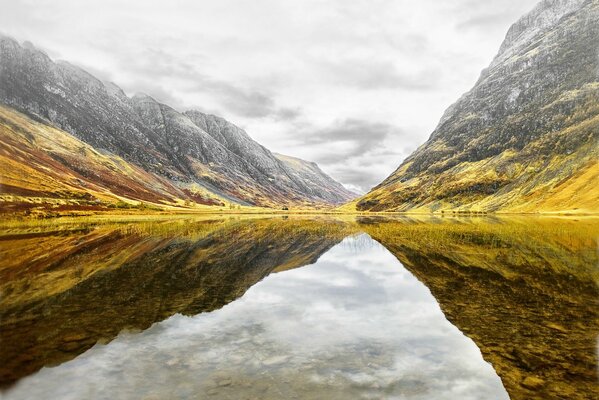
[[356, 0, 599, 214], [0, 35, 354, 208], [184, 110, 357, 204], [0, 105, 224, 213], [273, 153, 357, 204]]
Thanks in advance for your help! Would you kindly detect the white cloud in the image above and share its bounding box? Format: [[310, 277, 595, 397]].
[[0, 0, 539, 191]]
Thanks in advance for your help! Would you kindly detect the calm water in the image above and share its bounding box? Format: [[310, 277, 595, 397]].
[[0, 216, 597, 399]]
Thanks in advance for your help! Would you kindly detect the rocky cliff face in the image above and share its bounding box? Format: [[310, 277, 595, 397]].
[[357, 0, 599, 213], [0, 36, 355, 207]]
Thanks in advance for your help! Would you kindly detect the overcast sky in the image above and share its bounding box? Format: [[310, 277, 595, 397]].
[[1, 0, 539, 193]]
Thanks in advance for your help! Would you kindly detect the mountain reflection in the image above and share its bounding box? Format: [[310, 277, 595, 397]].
[[0, 217, 351, 386], [1, 216, 597, 399], [358, 216, 598, 400]]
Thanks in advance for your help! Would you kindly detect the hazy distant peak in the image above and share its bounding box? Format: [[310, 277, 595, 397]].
[[104, 81, 128, 101], [0, 33, 50, 61], [0, 32, 17, 43], [131, 92, 159, 103], [55, 60, 104, 86], [0, 33, 24, 50], [273, 152, 318, 168]]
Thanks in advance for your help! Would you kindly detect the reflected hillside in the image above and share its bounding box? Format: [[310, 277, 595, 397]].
[[360, 217, 598, 400], [1, 215, 597, 399], [0, 217, 352, 386]]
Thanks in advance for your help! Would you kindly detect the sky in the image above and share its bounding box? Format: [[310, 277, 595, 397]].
[[0, 0, 539, 193]]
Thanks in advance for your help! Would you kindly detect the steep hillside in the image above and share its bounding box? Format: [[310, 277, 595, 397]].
[[0, 105, 224, 214], [0, 35, 354, 208], [356, 0, 599, 214]]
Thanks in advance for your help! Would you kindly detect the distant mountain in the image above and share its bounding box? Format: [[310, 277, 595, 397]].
[[183, 111, 356, 204], [356, 0, 599, 213], [0, 35, 355, 209], [273, 153, 356, 204]]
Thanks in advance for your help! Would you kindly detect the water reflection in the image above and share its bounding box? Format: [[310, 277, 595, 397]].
[[0, 217, 350, 385], [359, 216, 599, 400], [2, 234, 507, 400], [0, 216, 597, 399]]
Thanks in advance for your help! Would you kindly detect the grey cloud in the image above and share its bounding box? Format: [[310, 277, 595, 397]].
[[384, 33, 431, 56], [331, 167, 388, 193], [198, 81, 298, 120], [324, 146, 409, 193], [83, 44, 291, 119], [453, 0, 539, 32], [132, 50, 278, 117], [456, 12, 515, 31], [217, 88, 275, 118], [320, 59, 440, 91], [300, 119, 401, 159], [302, 119, 394, 144], [292, 119, 409, 192], [274, 107, 302, 121]]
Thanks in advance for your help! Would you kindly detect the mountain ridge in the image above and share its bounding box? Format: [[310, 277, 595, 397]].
[[0, 35, 356, 210]]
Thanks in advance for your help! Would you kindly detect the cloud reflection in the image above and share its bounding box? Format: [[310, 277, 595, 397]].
[[4, 235, 507, 400]]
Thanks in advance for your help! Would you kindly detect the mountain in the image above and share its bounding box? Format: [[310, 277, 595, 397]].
[[356, 0, 599, 214], [0, 35, 355, 210], [273, 153, 356, 204], [183, 111, 356, 204], [0, 104, 224, 214]]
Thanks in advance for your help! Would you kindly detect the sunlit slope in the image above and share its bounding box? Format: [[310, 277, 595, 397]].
[[355, 0, 599, 214], [362, 217, 599, 400], [0, 105, 223, 211]]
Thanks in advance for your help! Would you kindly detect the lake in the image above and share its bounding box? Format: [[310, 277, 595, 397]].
[[0, 215, 597, 399]]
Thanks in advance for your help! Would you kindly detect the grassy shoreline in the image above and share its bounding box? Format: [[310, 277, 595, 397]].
[[1, 207, 598, 230]]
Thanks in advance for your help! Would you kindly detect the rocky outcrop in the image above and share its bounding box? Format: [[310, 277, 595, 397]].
[[357, 0, 599, 213]]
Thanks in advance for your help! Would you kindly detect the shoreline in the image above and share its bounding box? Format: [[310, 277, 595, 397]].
[[1, 208, 598, 225]]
